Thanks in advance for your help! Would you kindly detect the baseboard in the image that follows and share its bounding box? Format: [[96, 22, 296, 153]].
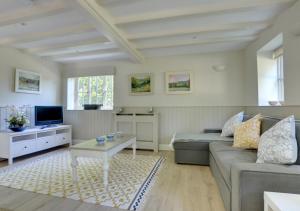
[[72, 139, 85, 145], [159, 144, 172, 151]]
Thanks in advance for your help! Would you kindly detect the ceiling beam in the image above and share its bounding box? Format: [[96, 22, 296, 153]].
[[37, 42, 117, 57], [127, 21, 270, 40], [49, 48, 120, 59], [115, 0, 294, 25], [141, 41, 250, 58], [27, 38, 110, 54], [0, 24, 96, 46], [136, 36, 257, 50], [99, 0, 134, 6], [0, 1, 68, 27], [52, 51, 127, 62], [75, 0, 144, 63]]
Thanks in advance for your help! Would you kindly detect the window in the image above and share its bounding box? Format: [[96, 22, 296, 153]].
[[275, 50, 284, 102], [257, 34, 284, 106], [67, 75, 114, 110]]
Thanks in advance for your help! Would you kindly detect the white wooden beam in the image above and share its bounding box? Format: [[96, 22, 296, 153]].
[[0, 1, 68, 27], [27, 38, 110, 54], [13, 31, 105, 49], [0, 24, 96, 46], [37, 42, 117, 57], [75, 0, 144, 63], [136, 36, 257, 50], [115, 0, 294, 25], [127, 21, 270, 40], [49, 48, 119, 59], [53, 51, 127, 62], [141, 41, 250, 57]]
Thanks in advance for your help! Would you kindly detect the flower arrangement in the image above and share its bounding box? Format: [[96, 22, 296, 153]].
[[6, 106, 29, 132]]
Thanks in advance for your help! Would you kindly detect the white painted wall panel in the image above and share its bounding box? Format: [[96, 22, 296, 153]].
[[64, 106, 244, 144], [244, 1, 300, 106], [0, 47, 62, 107], [64, 110, 114, 140], [63, 51, 245, 107]]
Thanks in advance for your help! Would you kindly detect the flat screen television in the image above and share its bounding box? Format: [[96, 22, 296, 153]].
[[35, 106, 63, 126]]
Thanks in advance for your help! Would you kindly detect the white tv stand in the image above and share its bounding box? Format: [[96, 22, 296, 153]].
[[0, 125, 72, 165]]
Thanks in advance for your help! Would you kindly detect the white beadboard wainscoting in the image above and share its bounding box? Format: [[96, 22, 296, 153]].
[[246, 106, 300, 119], [64, 110, 114, 140], [64, 106, 244, 148]]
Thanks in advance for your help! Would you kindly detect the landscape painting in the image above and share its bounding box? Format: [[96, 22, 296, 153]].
[[129, 73, 153, 95], [15, 69, 41, 94], [166, 71, 192, 94]]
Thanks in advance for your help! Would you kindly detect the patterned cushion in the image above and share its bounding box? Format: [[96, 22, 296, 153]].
[[233, 114, 261, 149], [256, 115, 298, 164], [221, 111, 244, 137]]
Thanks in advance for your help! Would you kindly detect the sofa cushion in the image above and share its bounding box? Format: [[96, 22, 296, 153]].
[[257, 115, 298, 164], [221, 111, 244, 137], [260, 117, 300, 164], [233, 114, 261, 149], [173, 133, 233, 150], [210, 142, 257, 188]]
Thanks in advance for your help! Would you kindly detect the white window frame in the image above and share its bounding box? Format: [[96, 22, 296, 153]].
[[276, 55, 284, 102], [68, 75, 114, 110]]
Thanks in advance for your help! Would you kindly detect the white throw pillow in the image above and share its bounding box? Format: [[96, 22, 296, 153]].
[[221, 112, 244, 137], [256, 115, 298, 164]]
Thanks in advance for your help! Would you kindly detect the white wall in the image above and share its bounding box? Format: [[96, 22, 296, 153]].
[[244, 1, 300, 106], [0, 47, 62, 106], [63, 51, 245, 107], [62, 51, 245, 144]]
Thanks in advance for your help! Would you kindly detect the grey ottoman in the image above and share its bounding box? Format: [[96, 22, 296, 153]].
[[173, 133, 233, 165]]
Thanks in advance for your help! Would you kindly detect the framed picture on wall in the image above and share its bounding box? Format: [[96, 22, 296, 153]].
[[129, 73, 153, 95], [165, 71, 192, 94], [15, 69, 41, 94]]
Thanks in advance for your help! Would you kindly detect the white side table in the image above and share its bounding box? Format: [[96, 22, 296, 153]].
[[264, 192, 300, 211]]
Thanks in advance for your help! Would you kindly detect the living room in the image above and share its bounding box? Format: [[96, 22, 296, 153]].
[[0, 0, 299, 211]]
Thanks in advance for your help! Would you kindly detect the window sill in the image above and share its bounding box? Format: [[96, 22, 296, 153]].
[[258, 101, 285, 107], [66, 108, 113, 111], [258, 105, 283, 107]]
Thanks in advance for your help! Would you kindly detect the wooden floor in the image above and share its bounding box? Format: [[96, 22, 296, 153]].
[[0, 147, 225, 211]]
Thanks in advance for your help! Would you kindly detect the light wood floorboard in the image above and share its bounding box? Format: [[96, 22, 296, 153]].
[[0, 147, 225, 211]]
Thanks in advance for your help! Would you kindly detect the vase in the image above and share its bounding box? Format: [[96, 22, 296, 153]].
[[9, 126, 26, 132]]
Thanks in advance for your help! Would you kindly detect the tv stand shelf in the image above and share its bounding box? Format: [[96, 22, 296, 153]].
[[0, 125, 72, 165]]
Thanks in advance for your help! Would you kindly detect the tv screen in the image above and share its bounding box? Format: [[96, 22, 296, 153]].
[[35, 106, 63, 126]]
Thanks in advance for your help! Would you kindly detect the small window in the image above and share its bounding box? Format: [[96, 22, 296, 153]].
[[274, 50, 284, 102], [67, 75, 114, 110], [257, 34, 284, 106]]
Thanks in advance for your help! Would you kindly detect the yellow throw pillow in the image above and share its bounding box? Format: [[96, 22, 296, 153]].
[[233, 114, 262, 149]]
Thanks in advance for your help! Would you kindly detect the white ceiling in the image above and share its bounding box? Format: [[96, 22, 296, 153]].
[[0, 0, 296, 63]]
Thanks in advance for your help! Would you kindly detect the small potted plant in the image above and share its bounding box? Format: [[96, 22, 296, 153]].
[[6, 112, 29, 132]]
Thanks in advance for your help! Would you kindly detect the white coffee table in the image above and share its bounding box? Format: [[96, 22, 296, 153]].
[[70, 134, 136, 186], [264, 192, 300, 211]]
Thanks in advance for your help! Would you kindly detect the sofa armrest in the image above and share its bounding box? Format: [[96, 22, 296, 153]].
[[231, 162, 300, 211]]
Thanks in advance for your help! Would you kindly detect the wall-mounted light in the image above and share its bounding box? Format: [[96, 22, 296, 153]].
[[212, 65, 227, 72]]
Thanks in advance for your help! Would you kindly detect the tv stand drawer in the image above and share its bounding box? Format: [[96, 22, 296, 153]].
[[36, 137, 55, 150], [12, 140, 36, 157], [56, 133, 69, 145]]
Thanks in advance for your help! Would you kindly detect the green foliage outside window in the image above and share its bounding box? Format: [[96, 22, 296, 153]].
[[76, 75, 113, 109]]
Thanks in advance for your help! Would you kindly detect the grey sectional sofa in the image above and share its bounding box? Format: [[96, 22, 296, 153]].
[[173, 116, 300, 211]]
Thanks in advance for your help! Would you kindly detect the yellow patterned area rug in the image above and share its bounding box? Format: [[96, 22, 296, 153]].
[[0, 151, 164, 211]]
